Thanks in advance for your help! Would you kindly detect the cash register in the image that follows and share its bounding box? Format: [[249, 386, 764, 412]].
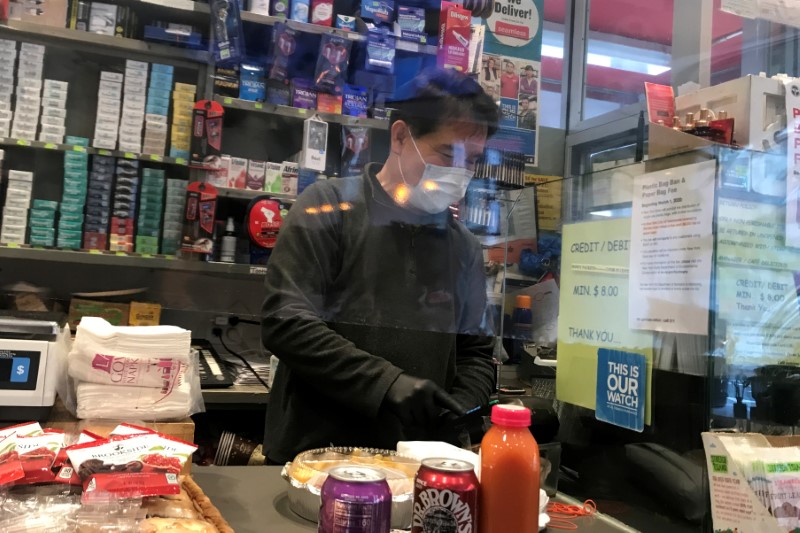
[[0, 316, 69, 421]]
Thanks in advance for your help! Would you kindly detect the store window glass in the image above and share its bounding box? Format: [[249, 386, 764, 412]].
[[540, 0, 567, 128], [711, 0, 744, 85], [583, 0, 673, 121]]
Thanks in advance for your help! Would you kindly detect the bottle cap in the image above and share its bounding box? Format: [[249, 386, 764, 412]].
[[515, 295, 532, 309], [491, 404, 531, 427], [226, 217, 235, 232]]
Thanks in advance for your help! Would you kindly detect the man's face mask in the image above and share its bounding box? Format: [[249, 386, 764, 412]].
[[397, 132, 475, 214]]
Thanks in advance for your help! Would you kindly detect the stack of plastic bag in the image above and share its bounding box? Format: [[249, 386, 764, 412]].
[[66, 317, 202, 420]]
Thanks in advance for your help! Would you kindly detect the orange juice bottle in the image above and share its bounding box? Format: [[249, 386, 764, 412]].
[[479, 404, 540, 532]]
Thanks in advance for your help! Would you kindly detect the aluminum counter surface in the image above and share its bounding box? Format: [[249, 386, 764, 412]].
[[192, 465, 640, 533]]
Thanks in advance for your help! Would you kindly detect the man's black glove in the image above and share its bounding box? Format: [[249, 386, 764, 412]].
[[383, 374, 466, 428]]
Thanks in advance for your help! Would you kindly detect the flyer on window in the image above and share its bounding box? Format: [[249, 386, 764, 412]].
[[479, 0, 543, 166]]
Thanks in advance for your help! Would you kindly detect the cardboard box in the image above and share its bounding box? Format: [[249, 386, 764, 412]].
[[702, 432, 800, 533], [45, 399, 195, 474], [67, 298, 129, 329]]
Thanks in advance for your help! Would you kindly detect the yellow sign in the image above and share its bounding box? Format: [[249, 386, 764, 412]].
[[556, 218, 654, 424], [129, 302, 162, 326], [525, 174, 562, 232]]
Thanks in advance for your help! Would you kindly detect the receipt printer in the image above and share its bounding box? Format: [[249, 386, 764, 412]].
[[0, 317, 69, 421]]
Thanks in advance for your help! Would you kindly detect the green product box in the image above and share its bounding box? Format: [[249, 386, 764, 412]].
[[137, 221, 162, 232], [28, 207, 56, 220], [140, 184, 165, 194], [65, 136, 90, 146], [64, 169, 89, 180], [29, 237, 55, 247], [63, 189, 87, 200], [142, 168, 165, 177], [58, 220, 83, 232], [135, 244, 160, 254], [64, 160, 89, 171], [136, 228, 160, 238], [64, 177, 88, 189], [58, 229, 82, 240], [57, 239, 82, 249], [59, 213, 83, 223], [29, 227, 55, 239], [32, 200, 59, 211], [60, 198, 86, 211], [29, 217, 55, 229], [135, 236, 159, 246]]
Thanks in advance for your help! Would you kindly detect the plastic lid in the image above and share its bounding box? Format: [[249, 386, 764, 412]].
[[515, 295, 532, 309], [225, 217, 235, 232], [491, 404, 531, 427]]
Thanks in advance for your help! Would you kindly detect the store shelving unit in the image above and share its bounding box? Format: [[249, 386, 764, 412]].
[[0, 138, 190, 166], [213, 95, 390, 130], [0, 20, 210, 64], [0, 243, 269, 277], [216, 187, 296, 203]]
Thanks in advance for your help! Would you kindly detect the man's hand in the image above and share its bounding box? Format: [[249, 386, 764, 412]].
[[383, 374, 466, 428]]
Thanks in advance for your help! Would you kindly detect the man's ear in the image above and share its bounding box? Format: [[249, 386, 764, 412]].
[[390, 120, 410, 157]]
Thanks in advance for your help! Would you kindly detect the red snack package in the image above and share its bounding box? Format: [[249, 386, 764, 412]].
[[54, 430, 103, 485], [16, 429, 65, 484], [0, 422, 43, 486]]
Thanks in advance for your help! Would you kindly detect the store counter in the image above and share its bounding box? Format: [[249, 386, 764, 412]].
[[192, 466, 640, 533]]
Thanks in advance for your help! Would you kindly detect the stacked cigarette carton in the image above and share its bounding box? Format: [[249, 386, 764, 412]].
[[161, 178, 187, 255], [12, 42, 44, 141], [120, 60, 148, 154], [143, 63, 172, 156], [94, 71, 123, 150], [2, 170, 32, 244], [59, 136, 90, 249], [170, 82, 195, 160]]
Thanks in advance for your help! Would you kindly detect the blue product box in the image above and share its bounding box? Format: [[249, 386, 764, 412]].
[[151, 64, 174, 75], [146, 103, 170, 115], [168, 148, 190, 159], [343, 84, 369, 117], [290, 0, 309, 22], [397, 6, 426, 43], [336, 15, 356, 30], [361, 0, 394, 23], [239, 63, 266, 102], [149, 71, 173, 84], [146, 95, 170, 107], [147, 88, 171, 101], [148, 78, 172, 91], [86, 199, 112, 210]]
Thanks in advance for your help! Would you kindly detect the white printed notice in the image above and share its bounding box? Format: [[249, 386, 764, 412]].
[[784, 77, 800, 248], [628, 160, 716, 335]]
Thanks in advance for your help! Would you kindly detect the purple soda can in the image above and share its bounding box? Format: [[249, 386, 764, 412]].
[[318, 466, 391, 533]]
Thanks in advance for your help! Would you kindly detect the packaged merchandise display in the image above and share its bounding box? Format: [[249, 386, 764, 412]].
[[210, 0, 245, 63], [144, 63, 173, 156], [239, 62, 266, 102], [366, 28, 396, 74], [314, 34, 352, 94], [94, 70, 122, 150], [437, 1, 472, 72], [120, 59, 147, 154], [180, 182, 217, 255], [170, 82, 196, 159], [1, 169, 32, 244], [190, 100, 224, 168], [302, 116, 328, 172], [162, 178, 188, 255]]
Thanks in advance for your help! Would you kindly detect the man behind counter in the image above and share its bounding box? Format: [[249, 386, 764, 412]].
[[261, 70, 499, 464]]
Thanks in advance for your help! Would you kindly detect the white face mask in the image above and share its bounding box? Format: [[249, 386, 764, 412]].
[[397, 133, 475, 214]]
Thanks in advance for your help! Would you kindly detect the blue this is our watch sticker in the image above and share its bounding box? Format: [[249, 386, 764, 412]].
[[595, 348, 646, 432]]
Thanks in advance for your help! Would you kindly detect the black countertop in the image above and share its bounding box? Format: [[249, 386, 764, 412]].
[[192, 465, 641, 533]]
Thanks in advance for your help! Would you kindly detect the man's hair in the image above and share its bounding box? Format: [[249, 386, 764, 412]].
[[389, 69, 500, 138]]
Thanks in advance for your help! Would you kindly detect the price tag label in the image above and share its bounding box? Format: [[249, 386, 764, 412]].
[[88, 249, 101, 255], [98, 149, 111, 156], [124, 152, 136, 159], [73, 146, 86, 153], [255, 103, 263, 110], [141, 253, 153, 258], [175, 158, 187, 166], [150, 154, 163, 162], [6, 243, 19, 248], [249, 265, 268, 275], [224, 97, 233, 105], [115, 251, 127, 257], [16, 139, 29, 146], [44, 143, 57, 150], [297, 109, 307, 115]]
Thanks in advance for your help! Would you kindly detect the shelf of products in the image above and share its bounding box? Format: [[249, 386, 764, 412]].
[[214, 95, 389, 130], [202, 384, 270, 405], [216, 186, 297, 203], [0, 243, 268, 277], [0, 138, 189, 166], [0, 20, 211, 63]]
